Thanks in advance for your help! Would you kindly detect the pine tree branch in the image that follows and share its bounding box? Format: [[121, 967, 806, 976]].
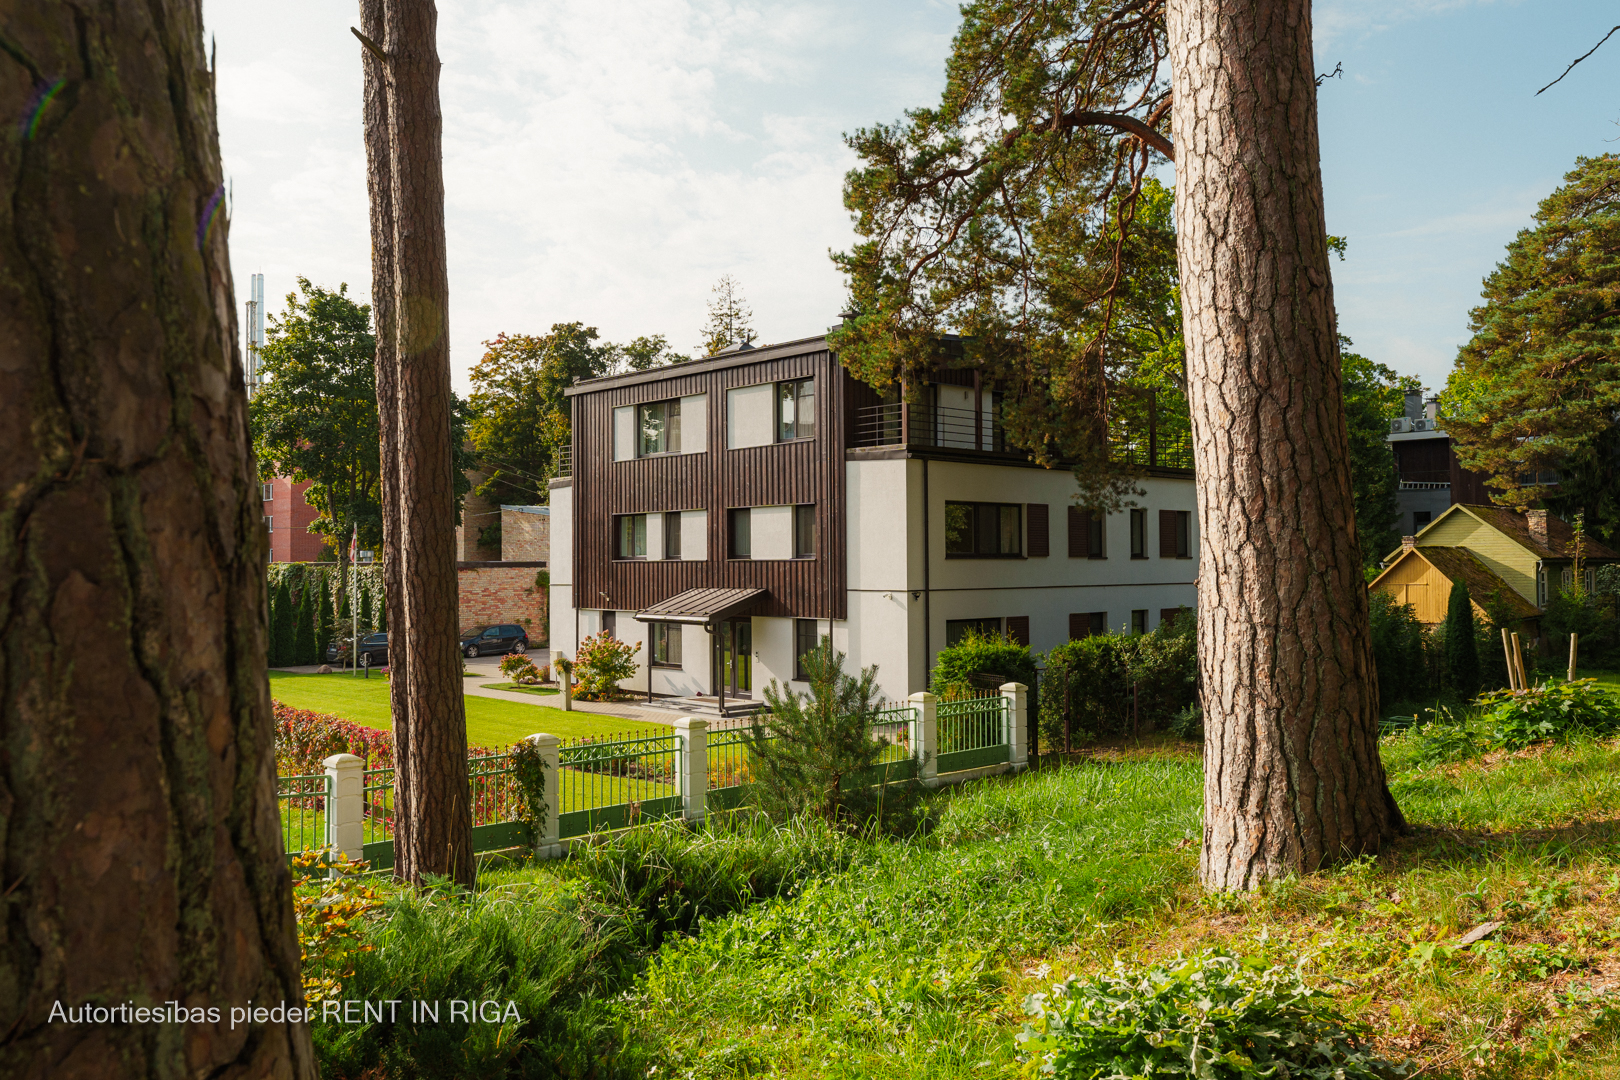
[[1003, 107, 1175, 161]]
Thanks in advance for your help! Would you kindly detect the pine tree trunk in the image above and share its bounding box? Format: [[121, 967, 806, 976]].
[[0, 3, 314, 1075], [1167, 0, 1405, 890], [360, 0, 473, 884]]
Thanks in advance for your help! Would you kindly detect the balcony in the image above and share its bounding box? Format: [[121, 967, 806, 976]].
[[554, 446, 572, 479]]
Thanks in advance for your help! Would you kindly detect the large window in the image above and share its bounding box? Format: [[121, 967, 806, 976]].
[[728, 507, 751, 559], [637, 399, 680, 456], [664, 511, 682, 559], [650, 622, 683, 667], [261, 482, 274, 503], [793, 504, 816, 557], [1131, 609, 1148, 635], [777, 378, 814, 441], [1129, 509, 1147, 559], [1068, 507, 1106, 558], [794, 618, 819, 680], [1069, 612, 1107, 640], [615, 514, 647, 559], [945, 502, 1021, 557]]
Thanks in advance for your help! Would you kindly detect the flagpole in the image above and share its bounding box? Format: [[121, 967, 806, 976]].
[[350, 525, 359, 676]]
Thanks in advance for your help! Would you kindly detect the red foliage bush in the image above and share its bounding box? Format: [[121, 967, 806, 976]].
[[273, 700, 500, 776]]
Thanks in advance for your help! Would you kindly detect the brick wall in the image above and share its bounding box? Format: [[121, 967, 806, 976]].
[[264, 477, 326, 562], [456, 467, 502, 561], [501, 506, 550, 561], [458, 563, 548, 641]]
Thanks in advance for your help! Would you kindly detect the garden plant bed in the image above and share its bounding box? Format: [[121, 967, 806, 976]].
[[297, 727, 1620, 1079], [481, 681, 560, 697]]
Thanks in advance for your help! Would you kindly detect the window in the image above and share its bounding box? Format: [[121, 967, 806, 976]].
[[1006, 615, 1030, 646], [264, 514, 273, 534], [1159, 510, 1191, 558], [261, 482, 274, 503], [1069, 612, 1107, 639], [794, 618, 819, 680], [945, 617, 1002, 647], [1129, 509, 1147, 558], [637, 399, 680, 456], [777, 378, 814, 441], [1069, 507, 1106, 558], [1027, 503, 1050, 557], [944, 502, 1022, 557], [650, 622, 683, 667], [1413, 510, 1432, 531], [1131, 609, 1148, 635], [615, 514, 647, 559], [728, 507, 752, 559], [664, 511, 682, 559], [1160, 607, 1193, 631], [602, 611, 617, 638], [1536, 565, 1547, 608], [794, 505, 816, 557]]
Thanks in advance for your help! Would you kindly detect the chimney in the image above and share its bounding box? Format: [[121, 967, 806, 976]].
[[1526, 509, 1549, 548], [1424, 396, 1440, 423], [1404, 391, 1423, 421], [1401, 535, 1416, 553]]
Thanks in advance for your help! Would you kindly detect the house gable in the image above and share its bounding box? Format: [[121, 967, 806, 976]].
[[1410, 505, 1538, 607]]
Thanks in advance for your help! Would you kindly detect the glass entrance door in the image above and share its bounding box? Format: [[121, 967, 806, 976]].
[[719, 619, 753, 698]]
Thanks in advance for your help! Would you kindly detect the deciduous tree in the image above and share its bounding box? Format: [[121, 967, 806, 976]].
[[0, 1, 313, 1073]]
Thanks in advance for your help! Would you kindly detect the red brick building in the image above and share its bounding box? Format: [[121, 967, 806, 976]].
[[458, 561, 548, 641], [262, 477, 328, 562]]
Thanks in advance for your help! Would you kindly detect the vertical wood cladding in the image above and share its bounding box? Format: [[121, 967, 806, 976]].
[[572, 344, 847, 620]]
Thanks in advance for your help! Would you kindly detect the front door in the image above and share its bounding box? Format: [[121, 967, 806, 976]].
[[719, 618, 753, 698]]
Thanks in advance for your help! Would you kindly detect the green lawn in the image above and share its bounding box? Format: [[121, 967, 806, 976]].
[[269, 670, 649, 747], [481, 682, 560, 697]]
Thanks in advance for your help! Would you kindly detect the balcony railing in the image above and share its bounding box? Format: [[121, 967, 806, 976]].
[[855, 395, 1194, 470], [554, 446, 572, 478]]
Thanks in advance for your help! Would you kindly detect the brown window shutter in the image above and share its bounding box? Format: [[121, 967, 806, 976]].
[[1027, 503, 1049, 557], [1160, 608, 1186, 629], [1159, 509, 1178, 558], [1006, 615, 1030, 647], [1069, 612, 1085, 640], [1068, 506, 1088, 558]]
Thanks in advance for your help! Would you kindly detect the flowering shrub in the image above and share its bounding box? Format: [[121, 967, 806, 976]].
[[573, 631, 641, 700], [500, 653, 541, 684]]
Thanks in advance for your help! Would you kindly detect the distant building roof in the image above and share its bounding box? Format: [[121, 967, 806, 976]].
[[1454, 504, 1620, 561], [500, 505, 550, 515]]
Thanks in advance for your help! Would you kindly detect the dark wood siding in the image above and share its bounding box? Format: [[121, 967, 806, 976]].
[[573, 346, 847, 620], [1027, 504, 1049, 557]]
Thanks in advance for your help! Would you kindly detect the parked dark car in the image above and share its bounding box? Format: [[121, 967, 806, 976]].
[[325, 632, 389, 667], [459, 623, 528, 658]]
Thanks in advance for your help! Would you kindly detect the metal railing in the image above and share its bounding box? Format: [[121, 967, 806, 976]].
[[362, 766, 394, 847], [557, 729, 683, 835], [554, 445, 572, 478], [277, 773, 329, 858], [938, 696, 1008, 756], [708, 726, 755, 793], [869, 704, 915, 761]]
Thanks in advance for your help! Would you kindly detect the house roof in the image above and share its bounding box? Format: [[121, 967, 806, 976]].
[[564, 335, 833, 397], [1409, 546, 1541, 622], [632, 587, 767, 627], [1452, 504, 1620, 561]]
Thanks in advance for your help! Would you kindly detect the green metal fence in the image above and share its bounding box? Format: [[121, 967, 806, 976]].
[[707, 726, 756, 811], [557, 729, 683, 837], [937, 695, 1010, 773], [277, 773, 328, 858]]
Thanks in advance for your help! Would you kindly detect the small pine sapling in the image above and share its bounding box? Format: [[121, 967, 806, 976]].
[[747, 638, 925, 833]]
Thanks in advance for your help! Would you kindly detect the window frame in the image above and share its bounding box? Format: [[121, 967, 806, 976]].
[[728, 507, 752, 560], [944, 501, 1023, 559], [614, 513, 648, 560], [261, 482, 274, 503], [650, 621, 684, 668], [945, 617, 1004, 647], [776, 377, 815, 442], [1129, 509, 1147, 559], [793, 504, 816, 558], [1131, 609, 1148, 635], [635, 398, 681, 457], [793, 618, 819, 681]]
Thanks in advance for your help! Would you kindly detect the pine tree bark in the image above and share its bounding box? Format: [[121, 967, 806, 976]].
[[358, 0, 473, 884], [1168, 0, 1405, 890], [0, 2, 314, 1075]]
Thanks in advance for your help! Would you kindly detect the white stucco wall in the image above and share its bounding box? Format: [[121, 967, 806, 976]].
[[679, 509, 707, 560], [750, 504, 794, 560], [547, 483, 576, 660], [726, 383, 775, 448], [612, 407, 634, 461], [645, 512, 665, 561]]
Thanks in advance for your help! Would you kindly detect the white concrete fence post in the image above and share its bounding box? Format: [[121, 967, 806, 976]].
[[1001, 682, 1028, 771], [909, 691, 937, 784], [322, 753, 365, 871], [525, 733, 562, 858], [673, 717, 709, 822]]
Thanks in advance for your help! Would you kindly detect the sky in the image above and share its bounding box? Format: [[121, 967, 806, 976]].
[[205, 0, 1620, 397]]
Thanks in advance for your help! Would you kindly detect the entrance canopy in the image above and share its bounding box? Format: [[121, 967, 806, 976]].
[[633, 587, 767, 631]]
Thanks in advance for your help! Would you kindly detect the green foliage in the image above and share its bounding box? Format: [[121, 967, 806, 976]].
[[1444, 580, 1481, 698], [929, 626, 1036, 699], [1368, 592, 1431, 708], [1400, 705, 1482, 767], [358, 583, 373, 634], [466, 325, 679, 506], [317, 577, 335, 660], [506, 738, 548, 833], [1475, 679, 1620, 749], [1544, 587, 1619, 668], [293, 586, 318, 666], [698, 274, 755, 356], [1444, 154, 1620, 540], [1041, 614, 1198, 745], [749, 640, 925, 832], [270, 576, 295, 668], [1020, 951, 1398, 1080], [1341, 339, 1413, 569], [571, 631, 641, 700]]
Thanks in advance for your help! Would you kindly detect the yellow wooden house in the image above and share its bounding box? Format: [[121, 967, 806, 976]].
[[1368, 505, 1619, 639]]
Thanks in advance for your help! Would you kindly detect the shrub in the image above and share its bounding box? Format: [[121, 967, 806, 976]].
[[1474, 678, 1620, 749], [1543, 586, 1619, 668], [1019, 950, 1398, 1080], [1167, 704, 1203, 741], [1368, 591, 1430, 707], [1443, 580, 1480, 698], [1401, 705, 1481, 766], [1043, 634, 1132, 745], [929, 626, 1036, 699], [499, 652, 540, 683], [749, 639, 925, 833], [274, 702, 397, 775], [270, 576, 295, 667], [573, 631, 640, 700]]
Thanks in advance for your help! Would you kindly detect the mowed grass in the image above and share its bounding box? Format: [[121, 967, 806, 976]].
[[623, 737, 1620, 1079], [268, 670, 647, 747]]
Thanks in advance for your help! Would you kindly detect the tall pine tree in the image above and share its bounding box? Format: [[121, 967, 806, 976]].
[[1444, 580, 1481, 700]]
